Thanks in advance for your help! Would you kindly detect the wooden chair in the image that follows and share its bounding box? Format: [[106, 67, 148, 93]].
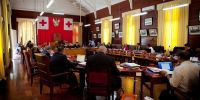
[[23, 50, 39, 86], [35, 54, 71, 100], [86, 69, 114, 100]]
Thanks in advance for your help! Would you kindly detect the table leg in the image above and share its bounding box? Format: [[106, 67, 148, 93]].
[[133, 76, 136, 94], [150, 81, 154, 98], [79, 69, 85, 91], [140, 74, 143, 100]]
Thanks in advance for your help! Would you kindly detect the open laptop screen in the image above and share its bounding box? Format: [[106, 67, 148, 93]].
[[158, 62, 173, 71], [76, 55, 85, 62]]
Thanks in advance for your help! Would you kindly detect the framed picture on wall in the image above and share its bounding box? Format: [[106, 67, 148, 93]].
[[140, 29, 148, 36], [93, 34, 97, 38], [119, 32, 123, 38], [145, 18, 153, 26], [96, 27, 100, 31], [98, 34, 101, 38], [189, 25, 200, 35], [114, 23, 120, 29], [112, 32, 115, 37], [149, 29, 157, 36]]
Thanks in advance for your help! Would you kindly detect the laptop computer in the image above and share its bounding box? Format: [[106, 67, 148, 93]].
[[76, 55, 86, 63], [158, 62, 173, 74]]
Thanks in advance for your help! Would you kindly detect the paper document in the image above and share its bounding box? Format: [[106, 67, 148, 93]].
[[123, 63, 140, 67], [79, 62, 86, 66], [147, 67, 161, 73]]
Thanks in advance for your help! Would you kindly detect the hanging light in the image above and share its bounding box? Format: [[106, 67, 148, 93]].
[[35, 18, 38, 22], [40, 11, 44, 16], [52, 12, 65, 15], [132, 12, 147, 17], [163, 4, 189, 11], [84, 24, 91, 27], [109, 17, 120, 21], [46, 0, 54, 8]]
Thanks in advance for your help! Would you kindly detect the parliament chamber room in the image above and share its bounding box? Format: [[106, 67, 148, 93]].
[[1, 0, 200, 100]]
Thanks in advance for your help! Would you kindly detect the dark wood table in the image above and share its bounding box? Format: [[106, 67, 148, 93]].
[[118, 66, 143, 93]]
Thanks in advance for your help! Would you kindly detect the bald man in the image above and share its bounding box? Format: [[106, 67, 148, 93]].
[[86, 47, 121, 91]]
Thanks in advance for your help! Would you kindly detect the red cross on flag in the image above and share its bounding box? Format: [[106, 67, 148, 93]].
[[64, 18, 73, 30], [37, 16, 49, 30]]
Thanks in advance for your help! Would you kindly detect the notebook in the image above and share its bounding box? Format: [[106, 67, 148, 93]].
[[158, 62, 173, 74], [76, 55, 86, 63]]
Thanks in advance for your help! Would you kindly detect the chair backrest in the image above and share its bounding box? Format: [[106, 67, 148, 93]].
[[23, 50, 32, 75], [173, 47, 184, 55], [153, 46, 165, 53], [87, 69, 112, 96], [35, 53, 50, 73]]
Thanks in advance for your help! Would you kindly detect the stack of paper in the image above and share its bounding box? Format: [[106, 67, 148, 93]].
[[123, 63, 140, 67], [79, 62, 86, 66]]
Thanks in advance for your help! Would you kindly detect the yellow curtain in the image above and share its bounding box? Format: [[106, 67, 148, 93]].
[[17, 18, 36, 45], [2, 0, 10, 67], [72, 23, 82, 45], [101, 16, 112, 44], [122, 9, 140, 45], [0, 16, 5, 79], [157, 0, 190, 50]]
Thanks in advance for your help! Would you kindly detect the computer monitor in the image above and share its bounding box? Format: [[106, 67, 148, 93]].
[[158, 62, 173, 71]]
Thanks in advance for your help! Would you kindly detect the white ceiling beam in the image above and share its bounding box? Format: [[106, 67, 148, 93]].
[[129, 0, 133, 10], [106, 0, 111, 15]]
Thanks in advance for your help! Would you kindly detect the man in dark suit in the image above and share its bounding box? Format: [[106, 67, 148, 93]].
[[184, 43, 195, 57], [49, 46, 78, 88], [86, 46, 121, 91], [73, 42, 81, 48]]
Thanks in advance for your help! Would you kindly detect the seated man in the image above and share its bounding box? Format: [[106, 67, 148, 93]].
[[184, 43, 195, 57], [86, 46, 121, 91], [49, 46, 78, 88], [136, 43, 141, 51], [106, 42, 112, 49], [161, 52, 200, 99], [73, 42, 81, 48]]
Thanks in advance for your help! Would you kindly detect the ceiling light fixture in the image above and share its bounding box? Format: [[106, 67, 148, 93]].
[[35, 18, 38, 22], [95, 21, 102, 25], [132, 12, 147, 17], [95, 19, 100, 22], [109, 17, 120, 21], [52, 12, 65, 15], [84, 24, 91, 27], [163, 4, 189, 10], [46, 0, 54, 8], [40, 11, 44, 16]]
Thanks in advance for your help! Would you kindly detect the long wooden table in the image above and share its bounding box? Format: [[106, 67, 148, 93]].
[[140, 67, 170, 99]]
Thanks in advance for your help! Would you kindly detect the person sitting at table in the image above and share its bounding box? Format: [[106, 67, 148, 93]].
[[26, 40, 33, 49], [147, 44, 155, 53], [160, 52, 200, 99], [106, 42, 112, 49], [73, 42, 81, 48], [86, 46, 122, 92], [123, 43, 129, 51], [136, 43, 141, 51], [49, 46, 78, 88], [184, 43, 195, 57], [98, 44, 107, 53]]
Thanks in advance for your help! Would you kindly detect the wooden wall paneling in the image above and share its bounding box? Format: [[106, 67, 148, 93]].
[[85, 0, 200, 48], [140, 10, 158, 46], [189, 0, 200, 49]]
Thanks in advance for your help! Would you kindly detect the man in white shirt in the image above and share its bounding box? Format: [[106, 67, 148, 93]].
[[147, 44, 155, 53], [161, 52, 200, 99]]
